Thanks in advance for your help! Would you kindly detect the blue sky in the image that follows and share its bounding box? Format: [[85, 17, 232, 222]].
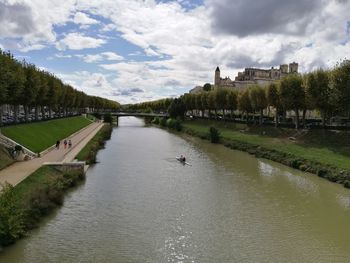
[[1, 0, 350, 104]]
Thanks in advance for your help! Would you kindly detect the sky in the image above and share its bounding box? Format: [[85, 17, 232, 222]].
[[0, 0, 350, 104]]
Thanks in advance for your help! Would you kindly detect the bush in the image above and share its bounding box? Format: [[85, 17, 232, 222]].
[[92, 112, 101, 119], [103, 113, 113, 123], [0, 184, 25, 245], [152, 117, 160, 125], [166, 118, 182, 131], [160, 117, 167, 127], [209, 126, 220, 143]]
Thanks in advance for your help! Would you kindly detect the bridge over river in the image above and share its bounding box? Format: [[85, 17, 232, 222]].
[[110, 112, 168, 125]]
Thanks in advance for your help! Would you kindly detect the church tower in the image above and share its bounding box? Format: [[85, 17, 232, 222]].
[[215, 66, 221, 86]]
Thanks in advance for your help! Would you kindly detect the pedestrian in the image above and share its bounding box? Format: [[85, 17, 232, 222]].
[[64, 139, 67, 149], [68, 139, 72, 148], [56, 140, 60, 149]]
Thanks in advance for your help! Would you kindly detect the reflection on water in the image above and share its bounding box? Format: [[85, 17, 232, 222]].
[[1, 117, 350, 262]]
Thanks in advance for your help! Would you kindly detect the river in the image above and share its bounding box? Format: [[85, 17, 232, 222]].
[[1, 117, 350, 262]]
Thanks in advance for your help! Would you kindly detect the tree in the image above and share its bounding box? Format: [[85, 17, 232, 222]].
[[207, 91, 216, 119], [214, 88, 229, 119], [331, 60, 350, 119], [168, 97, 186, 119], [201, 92, 209, 117], [203, 83, 211, 91], [238, 89, 252, 123], [280, 74, 305, 129], [267, 82, 281, 127], [305, 70, 332, 127], [226, 90, 238, 119], [249, 85, 267, 125], [20, 64, 40, 122]]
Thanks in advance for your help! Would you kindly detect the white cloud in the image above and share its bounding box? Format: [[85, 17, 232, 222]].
[[20, 43, 46, 52], [80, 52, 123, 63], [56, 33, 106, 50], [73, 12, 99, 25], [2, 0, 350, 103]]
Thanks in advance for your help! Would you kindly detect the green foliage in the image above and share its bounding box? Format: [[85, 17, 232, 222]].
[[0, 166, 85, 246], [166, 118, 183, 131], [152, 117, 160, 125], [238, 89, 252, 119], [92, 112, 102, 119], [0, 48, 121, 121], [76, 124, 113, 164], [160, 117, 167, 127], [332, 60, 350, 114], [209, 126, 220, 143], [280, 74, 305, 129], [2, 116, 91, 153], [103, 113, 113, 123], [203, 83, 211, 91], [168, 98, 186, 118], [0, 184, 25, 245]]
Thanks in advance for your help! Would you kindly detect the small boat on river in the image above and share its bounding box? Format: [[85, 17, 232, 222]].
[[176, 156, 191, 166]]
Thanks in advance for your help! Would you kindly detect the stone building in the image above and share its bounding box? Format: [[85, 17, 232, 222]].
[[214, 62, 298, 91], [190, 62, 299, 94]]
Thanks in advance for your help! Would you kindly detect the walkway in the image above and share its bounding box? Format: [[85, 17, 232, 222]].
[[0, 121, 104, 188]]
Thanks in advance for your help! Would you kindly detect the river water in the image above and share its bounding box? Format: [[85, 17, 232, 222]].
[[1, 117, 350, 262]]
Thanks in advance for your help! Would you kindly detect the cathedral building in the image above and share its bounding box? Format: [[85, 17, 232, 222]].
[[214, 62, 298, 90]]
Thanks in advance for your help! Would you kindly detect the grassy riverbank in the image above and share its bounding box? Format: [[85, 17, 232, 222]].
[[1, 116, 92, 153], [182, 119, 350, 187], [75, 124, 112, 164], [0, 166, 85, 246]]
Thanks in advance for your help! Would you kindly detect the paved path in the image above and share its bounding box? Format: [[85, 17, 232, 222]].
[[0, 121, 104, 188]]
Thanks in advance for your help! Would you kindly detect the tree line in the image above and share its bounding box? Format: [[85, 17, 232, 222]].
[[128, 60, 350, 129], [0, 49, 120, 126]]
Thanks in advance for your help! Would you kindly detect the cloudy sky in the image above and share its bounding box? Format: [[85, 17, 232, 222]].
[[1, 0, 349, 104]]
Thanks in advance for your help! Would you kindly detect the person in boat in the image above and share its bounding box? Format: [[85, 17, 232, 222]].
[[180, 155, 186, 162]]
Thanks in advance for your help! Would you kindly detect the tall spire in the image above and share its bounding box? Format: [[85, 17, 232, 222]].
[[215, 66, 220, 72]]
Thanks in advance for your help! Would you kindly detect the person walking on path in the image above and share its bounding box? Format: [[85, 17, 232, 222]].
[[68, 139, 72, 148], [64, 139, 67, 149], [56, 140, 60, 149]]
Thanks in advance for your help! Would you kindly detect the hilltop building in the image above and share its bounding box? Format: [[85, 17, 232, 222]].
[[215, 62, 298, 90], [190, 62, 298, 93]]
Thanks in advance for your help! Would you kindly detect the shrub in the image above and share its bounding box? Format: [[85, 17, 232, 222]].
[[166, 118, 183, 131], [103, 113, 113, 123], [209, 126, 220, 143], [92, 112, 101, 119], [152, 117, 160, 125], [160, 117, 167, 127], [0, 184, 25, 245]]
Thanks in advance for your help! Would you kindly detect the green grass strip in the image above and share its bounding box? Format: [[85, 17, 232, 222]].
[[183, 120, 350, 171], [1, 116, 92, 153], [75, 124, 112, 164]]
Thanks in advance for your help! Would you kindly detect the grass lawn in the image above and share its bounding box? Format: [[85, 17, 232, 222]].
[[183, 119, 350, 171], [1, 116, 92, 153]]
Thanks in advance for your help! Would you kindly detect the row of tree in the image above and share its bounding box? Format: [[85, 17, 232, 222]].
[[129, 60, 350, 129], [0, 49, 120, 126]]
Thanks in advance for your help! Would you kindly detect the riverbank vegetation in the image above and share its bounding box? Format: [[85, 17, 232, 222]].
[[75, 124, 113, 164], [0, 49, 120, 127], [182, 119, 350, 188], [0, 166, 85, 246], [1, 116, 92, 153]]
